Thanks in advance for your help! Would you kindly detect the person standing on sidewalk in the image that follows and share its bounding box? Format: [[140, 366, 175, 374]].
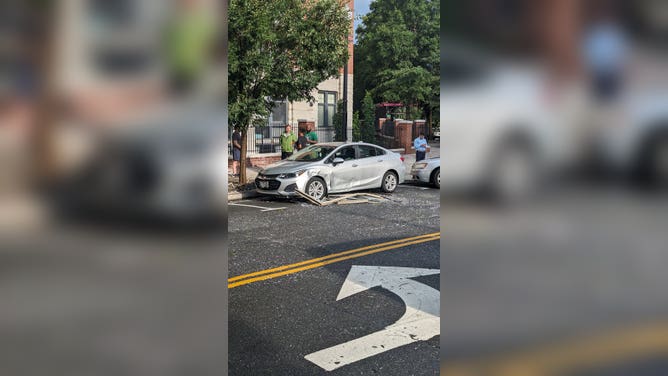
[[305, 124, 318, 145], [231, 126, 242, 176], [414, 132, 429, 162], [296, 130, 309, 151], [581, 5, 628, 104], [164, 0, 215, 96], [280, 124, 297, 159]]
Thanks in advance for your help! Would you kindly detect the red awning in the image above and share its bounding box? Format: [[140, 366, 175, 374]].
[[375, 102, 403, 107]]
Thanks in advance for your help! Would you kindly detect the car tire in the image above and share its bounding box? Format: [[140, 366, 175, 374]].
[[635, 129, 668, 189], [306, 177, 327, 201], [381, 171, 398, 193], [431, 168, 440, 188], [485, 137, 539, 204]]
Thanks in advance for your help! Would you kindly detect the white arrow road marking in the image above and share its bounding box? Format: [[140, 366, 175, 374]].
[[304, 265, 440, 371]]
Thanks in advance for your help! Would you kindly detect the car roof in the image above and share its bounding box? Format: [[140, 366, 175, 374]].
[[315, 142, 345, 147], [316, 142, 387, 149]]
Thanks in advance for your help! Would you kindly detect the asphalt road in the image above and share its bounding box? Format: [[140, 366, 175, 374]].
[[441, 185, 668, 375], [228, 182, 441, 375], [0, 220, 228, 376]]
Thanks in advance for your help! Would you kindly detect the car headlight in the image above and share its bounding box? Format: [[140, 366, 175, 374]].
[[278, 170, 307, 179], [413, 162, 428, 170]]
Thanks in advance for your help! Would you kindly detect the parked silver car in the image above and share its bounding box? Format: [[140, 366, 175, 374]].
[[56, 105, 227, 224], [411, 158, 440, 188], [255, 142, 406, 200]]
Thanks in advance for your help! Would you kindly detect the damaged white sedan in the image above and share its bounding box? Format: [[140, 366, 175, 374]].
[[255, 142, 406, 200]]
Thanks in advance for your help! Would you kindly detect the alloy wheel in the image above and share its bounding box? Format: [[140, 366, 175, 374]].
[[308, 180, 325, 200]]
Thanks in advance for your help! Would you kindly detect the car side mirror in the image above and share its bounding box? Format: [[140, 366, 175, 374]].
[[332, 157, 344, 166]]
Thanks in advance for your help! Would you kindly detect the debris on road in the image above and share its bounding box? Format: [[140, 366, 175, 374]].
[[295, 190, 391, 206]]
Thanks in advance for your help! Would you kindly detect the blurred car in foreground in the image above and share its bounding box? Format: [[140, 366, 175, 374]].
[[55, 106, 227, 224], [441, 41, 668, 202], [255, 142, 405, 200], [411, 158, 440, 188]]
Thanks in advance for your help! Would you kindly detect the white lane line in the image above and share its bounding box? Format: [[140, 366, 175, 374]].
[[228, 202, 286, 212], [400, 185, 430, 190]]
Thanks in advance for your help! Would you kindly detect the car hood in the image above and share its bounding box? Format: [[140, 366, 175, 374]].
[[260, 160, 321, 175]]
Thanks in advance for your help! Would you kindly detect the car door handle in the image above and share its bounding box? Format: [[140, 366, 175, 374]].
[[352, 164, 358, 167], [377, 159, 383, 162]]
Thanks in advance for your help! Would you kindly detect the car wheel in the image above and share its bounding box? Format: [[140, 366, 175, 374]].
[[306, 177, 327, 200], [637, 130, 668, 189], [431, 168, 440, 188], [486, 139, 539, 203], [381, 171, 398, 193], [651, 134, 668, 188]]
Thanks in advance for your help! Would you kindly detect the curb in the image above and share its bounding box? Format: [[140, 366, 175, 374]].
[[228, 189, 259, 202]]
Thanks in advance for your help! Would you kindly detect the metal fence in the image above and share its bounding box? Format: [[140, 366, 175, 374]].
[[380, 120, 396, 137], [229, 125, 337, 156]]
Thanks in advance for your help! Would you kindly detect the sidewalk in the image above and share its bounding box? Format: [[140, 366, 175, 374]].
[[228, 167, 261, 201]]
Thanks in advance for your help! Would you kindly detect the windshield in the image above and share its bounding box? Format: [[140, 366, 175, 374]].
[[287, 145, 337, 162]]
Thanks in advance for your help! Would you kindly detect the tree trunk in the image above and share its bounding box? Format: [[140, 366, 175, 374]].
[[239, 128, 248, 184]]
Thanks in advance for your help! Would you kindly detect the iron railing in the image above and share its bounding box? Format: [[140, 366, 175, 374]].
[[229, 125, 337, 156]]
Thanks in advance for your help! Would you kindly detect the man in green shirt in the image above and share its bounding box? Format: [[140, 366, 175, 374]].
[[306, 124, 318, 145], [165, 0, 216, 95], [279, 125, 298, 159]]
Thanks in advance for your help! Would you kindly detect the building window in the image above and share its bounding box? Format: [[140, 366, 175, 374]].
[[87, 0, 156, 76], [268, 100, 287, 127], [318, 91, 336, 128], [257, 99, 287, 139]]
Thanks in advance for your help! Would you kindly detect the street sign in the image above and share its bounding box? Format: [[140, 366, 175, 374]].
[[305, 265, 440, 371]]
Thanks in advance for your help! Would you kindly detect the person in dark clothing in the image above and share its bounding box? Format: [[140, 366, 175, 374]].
[[296, 130, 309, 151], [231, 127, 241, 176]]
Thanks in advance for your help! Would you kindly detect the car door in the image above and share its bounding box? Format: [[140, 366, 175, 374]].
[[328, 145, 360, 192], [356, 145, 385, 189]]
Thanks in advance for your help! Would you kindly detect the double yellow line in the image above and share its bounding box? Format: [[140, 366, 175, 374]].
[[228, 232, 440, 289], [444, 321, 668, 376]]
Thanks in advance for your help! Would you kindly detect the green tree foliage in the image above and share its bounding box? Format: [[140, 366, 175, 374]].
[[354, 0, 439, 124], [229, 0, 350, 182], [360, 91, 376, 143], [352, 111, 361, 141]]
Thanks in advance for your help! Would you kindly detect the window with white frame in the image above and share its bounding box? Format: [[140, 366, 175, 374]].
[[317, 91, 336, 128]]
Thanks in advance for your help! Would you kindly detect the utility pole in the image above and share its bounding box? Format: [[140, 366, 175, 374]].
[[342, 64, 348, 142], [342, 2, 353, 142]]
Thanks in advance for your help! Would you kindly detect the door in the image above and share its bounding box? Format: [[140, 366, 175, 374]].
[[328, 146, 360, 192], [356, 145, 385, 189]]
